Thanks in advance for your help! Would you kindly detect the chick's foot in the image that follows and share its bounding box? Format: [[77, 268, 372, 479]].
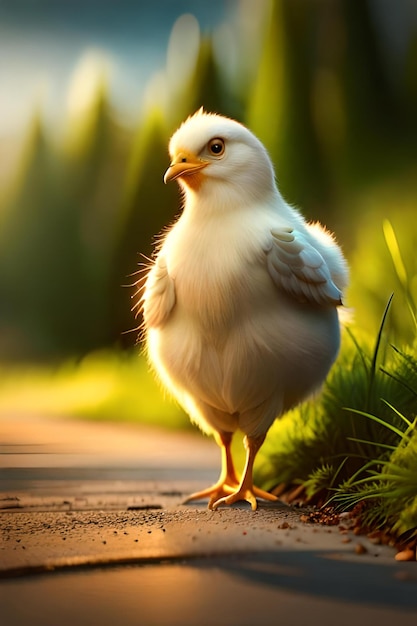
[[211, 484, 278, 511], [210, 434, 278, 510], [183, 477, 240, 509]]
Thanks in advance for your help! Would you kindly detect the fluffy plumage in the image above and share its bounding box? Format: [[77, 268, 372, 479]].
[[142, 109, 348, 510]]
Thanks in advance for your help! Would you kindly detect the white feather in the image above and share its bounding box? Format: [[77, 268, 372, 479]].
[[142, 111, 349, 442]]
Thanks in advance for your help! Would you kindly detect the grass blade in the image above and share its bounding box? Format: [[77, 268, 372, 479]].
[[367, 293, 394, 409], [344, 407, 405, 439]]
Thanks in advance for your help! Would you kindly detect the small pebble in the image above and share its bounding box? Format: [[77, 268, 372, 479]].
[[395, 549, 415, 562], [355, 542, 367, 555]]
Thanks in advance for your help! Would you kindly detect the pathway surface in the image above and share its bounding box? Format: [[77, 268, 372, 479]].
[[1, 412, 417, 626]]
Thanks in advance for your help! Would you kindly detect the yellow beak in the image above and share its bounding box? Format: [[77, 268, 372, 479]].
[[164, 151, 208, 184]]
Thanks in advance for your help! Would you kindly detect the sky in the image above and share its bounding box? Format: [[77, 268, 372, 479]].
[[1, 0, 416, 141], [0, 0, 236, 137]]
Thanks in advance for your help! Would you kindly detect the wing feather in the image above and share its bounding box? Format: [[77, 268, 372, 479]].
[[267, 228, 343, 306], [142, 256, 176, 328]]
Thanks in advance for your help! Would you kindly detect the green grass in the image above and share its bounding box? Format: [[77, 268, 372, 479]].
[[0, 350, 189, 430], [255, 293, 417, 542]]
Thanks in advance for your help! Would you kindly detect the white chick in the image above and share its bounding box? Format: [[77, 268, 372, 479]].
[[141, 109, 348, 510]]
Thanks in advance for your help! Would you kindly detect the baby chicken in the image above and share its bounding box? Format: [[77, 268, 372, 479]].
[[141, 109, 348, 510]]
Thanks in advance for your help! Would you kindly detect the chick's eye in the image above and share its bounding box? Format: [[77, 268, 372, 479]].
[[208, 138, 225, 157]]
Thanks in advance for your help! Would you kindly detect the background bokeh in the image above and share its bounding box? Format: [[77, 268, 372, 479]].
[[0, 0, 416, 421]]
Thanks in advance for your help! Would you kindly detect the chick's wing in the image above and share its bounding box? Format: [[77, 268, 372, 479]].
[[266, 227, 342, 306], [142, 255, 176, 328]]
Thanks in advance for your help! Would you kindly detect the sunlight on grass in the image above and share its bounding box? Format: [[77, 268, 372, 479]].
[[346, 179, 417, 345], [0, 350, 189, 430]]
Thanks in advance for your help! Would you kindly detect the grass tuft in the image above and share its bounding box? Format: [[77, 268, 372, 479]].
[[257, 288, 417, 543]]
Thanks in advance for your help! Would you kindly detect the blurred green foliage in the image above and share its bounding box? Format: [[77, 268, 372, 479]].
[[1, 0, 416, 362], [0, 349, 189, 429], [0, 0, 416, 538]]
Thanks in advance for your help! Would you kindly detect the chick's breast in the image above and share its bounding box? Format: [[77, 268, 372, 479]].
[[146, 211, 340, 435]]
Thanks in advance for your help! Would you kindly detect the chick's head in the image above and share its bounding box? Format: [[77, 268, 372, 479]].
[[164, 109, 276, 207]]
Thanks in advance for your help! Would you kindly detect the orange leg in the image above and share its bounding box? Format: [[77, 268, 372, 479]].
[[211, 434, 278, 511], [183, 432, 240, 509]]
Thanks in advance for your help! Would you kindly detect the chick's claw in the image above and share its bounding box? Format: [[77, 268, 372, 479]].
[[211, 488, 258, 511], [211, 485, 278, 511], [183, 480, 239, 508]]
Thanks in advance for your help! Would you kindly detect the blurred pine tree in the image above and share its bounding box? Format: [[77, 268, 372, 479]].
[[340, 0, 405, 181], [62, 75, 130, 353], [404, 32, 417, 138], [184, 35, 237, 118], [112, 108, 177, 344], [0, 79, 130, 359], [247, 0, 331, 219], [0, 110, 87, 360]]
